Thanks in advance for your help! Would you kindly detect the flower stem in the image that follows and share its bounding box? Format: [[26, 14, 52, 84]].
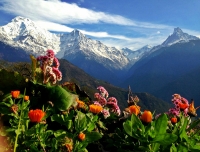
[[13, 88, 26, 152], [37, 134, 46, 152]]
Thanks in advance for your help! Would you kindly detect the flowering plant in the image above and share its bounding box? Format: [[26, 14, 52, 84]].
[[101, 93, 200, 152], [0, 50, 103, 152], [1, 49, 200, 152]]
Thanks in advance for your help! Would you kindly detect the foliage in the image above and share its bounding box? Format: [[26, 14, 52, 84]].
[[1, 50, 200, 152]]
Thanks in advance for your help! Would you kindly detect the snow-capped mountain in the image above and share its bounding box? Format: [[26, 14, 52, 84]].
[[0, 16, 60, 56], [0, 16, 130, 69], [62, 30, 130, 71], [122, 45, 152, 64], [0, 16, 131, 85], [162, 27, 199, 46]]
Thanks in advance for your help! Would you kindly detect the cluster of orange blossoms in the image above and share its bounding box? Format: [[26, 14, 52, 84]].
[[128, 105, 153, 123], [28, 109, 45, 123], [89, 104, 103, 114], [11, 90, 29, 101]]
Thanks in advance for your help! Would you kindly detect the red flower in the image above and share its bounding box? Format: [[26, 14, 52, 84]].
[[171, 117, 177, 124], [11, 91, 20, 98], [179, 102, 188, 110], [28, 109, 45, 123]]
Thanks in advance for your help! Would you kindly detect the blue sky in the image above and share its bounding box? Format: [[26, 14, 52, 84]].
[[0, 0, 200, 50]]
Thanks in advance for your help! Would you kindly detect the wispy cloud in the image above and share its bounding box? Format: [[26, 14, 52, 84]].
[[0, 0, 173, 29], [1, 0, 198, 50], [0, 0, 135, 25], [35, 20, 132, 40]]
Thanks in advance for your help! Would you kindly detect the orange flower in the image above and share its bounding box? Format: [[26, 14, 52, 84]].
[[129, 105, 140, 116], [65, 144, 73, 152], [179, 102, 188, 110], [171, 117, 177, 124], [140, 110, 152, 123], [11, 91, 20, 98], [76, 98, 85, 109], [28, 109, 45, 123], [89, 104, 103, 114], [78, 132, 85, 141], [24, 96, 29, 101]]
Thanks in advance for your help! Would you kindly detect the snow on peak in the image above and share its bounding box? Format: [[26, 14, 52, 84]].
[[122, 45, 152, 65], [0, 16, 60, 55], [162, 27, 199, 46], [62, 30, 130, 70], [0, 16, 130, 70]]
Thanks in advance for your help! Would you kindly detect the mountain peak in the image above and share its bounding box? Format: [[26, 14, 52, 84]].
[[162, 27, 199, 46], [173, 27, 183, 34], [70, 29, 84, 37], [12, 16, 30, 22]]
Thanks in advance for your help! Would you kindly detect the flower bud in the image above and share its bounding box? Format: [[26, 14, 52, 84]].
[[24, 95, 29, 101], [171, 117, 177, 124], [140, 110, 152, 123], [78, 132, 85, 141], [129, 105, 140, 116]]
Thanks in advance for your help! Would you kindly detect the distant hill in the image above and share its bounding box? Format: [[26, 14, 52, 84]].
[[123, 40, 200, 107], [0, 59, 172, 114]]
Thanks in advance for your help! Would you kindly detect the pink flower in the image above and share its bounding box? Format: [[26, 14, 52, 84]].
[[168, 108, 180, 116], [102, 109, 110, 119], [37, 50, 62, 84], [107, 97, 118, 103], [97, 86, 109, 98]]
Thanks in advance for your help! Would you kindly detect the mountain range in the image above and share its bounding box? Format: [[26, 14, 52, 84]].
[[1, 16, 200, 114], [0, 16, 130, 84]]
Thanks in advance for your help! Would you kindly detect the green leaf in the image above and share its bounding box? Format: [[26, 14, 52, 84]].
[[152, 133, 178, 145], [22, 100, 30, 109], [170, 143, 177, 152], [177, 143, 188, 152], [75, 111, 87, 132], [85, 131, 102, 143], [179, 117, 189, 142], [155, 114, 167, 135], [123, 114, 144, 138], [53, 130, 67, 138], [51, 114, 72, 127], [87, 122, 95, 132], [45, 85, 78, 111], [123, 120, 133, 137]]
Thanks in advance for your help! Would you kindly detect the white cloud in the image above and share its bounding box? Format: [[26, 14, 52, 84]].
[[35, 20, 132, 40], [35, 21, 74, 32], [100, 35, 167, 51], [1, 0, 198, 50], [0, 0, 135, 25], [0, 0, 174, 30]]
